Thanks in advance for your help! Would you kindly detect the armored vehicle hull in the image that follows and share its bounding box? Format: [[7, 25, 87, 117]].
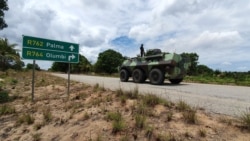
[[119, 49, 190, 85]]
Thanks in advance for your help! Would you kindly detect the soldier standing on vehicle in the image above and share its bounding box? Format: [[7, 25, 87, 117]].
[[140, 44, 145, 57]]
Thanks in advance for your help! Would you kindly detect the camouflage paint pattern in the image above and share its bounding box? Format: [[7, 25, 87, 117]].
[[119, 50, 190, 80]]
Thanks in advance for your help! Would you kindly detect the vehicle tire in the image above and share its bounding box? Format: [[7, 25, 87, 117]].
[[120, 69, 129, 82], [149, 68, 164, 85], [169, 78, 183, 84], [132, 69, 145, 83]]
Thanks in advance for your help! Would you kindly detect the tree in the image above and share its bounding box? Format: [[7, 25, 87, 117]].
[[50, 54, 91, 73], [94, 49, 124, 74], [0, 38, 24, 71], [196, 64, 213, 75], [0, 0, 8, 30], [71, 55, 92, 73], [50, 62, 68, 73], [26, 63, 41, 71], [181, 53, 199, 75]]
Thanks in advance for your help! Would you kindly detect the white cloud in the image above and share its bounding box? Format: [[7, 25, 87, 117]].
[[222, 62, 232, 66], [1, 0, 250, 71], [191, 30, 242, 49]]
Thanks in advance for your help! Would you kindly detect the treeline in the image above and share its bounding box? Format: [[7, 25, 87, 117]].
[[1, 38, 250, 86]]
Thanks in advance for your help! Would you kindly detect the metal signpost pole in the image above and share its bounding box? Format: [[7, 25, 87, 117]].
[[67, 63, 70, 97], [32, 60, 35, 102]]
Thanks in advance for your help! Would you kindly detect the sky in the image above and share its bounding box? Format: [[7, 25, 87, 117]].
[[1, 0, 250, 71]]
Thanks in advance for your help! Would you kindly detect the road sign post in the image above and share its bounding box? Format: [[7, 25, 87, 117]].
[[22, 35, 79, 63], [22, 35, 80, 100]]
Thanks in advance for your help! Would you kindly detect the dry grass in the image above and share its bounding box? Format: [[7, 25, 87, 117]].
[[0, 70, 249, 141], [240, 109, 250, 130]]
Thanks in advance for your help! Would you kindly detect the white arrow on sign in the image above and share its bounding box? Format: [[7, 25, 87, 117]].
[[69, 45, 75, 51], [68, 54, 75, 61]]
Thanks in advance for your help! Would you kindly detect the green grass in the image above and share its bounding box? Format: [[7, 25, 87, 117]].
[[135, 103, 151, 116], [17, 113, 35, 125], [125, 87, 139, 99], [106, 111, 122, 121], [120, 95, 127, 105], [106, 111, 125, 134], [115, 88, 124, 97], [142, 94, 162, 107], [135, 114, 146, 129], [176, 100, 191, 111], [43, 107, 53, 123], [185, 75, 250, 86], [10, 78, 18, 85], [0, 104, 15, 115], [112, 120, 125, 134]]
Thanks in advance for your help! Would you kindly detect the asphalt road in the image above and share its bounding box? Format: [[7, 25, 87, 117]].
[[52, 73, 250, 117]]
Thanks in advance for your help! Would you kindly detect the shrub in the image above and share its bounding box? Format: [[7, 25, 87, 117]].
[[156, 133, 176, 141], [83, 112, 90, 120], [120, 95, 127, 105], [135, 103, 151, 115], [0, 90, 9, 103], [34, 123, 44, 130], [11, 78, 18, 85], [106, 111, 122, 122], [176, 100, 191, 111], [0, 104, 15, 115], [120, 135, 130, 141], [199, 128, 206, 137], [142, 94, 161, 107], [32, 133, 42, 141], [106, 111, 125, 134], [240, 109, 250, 130], [166, 111, 173, 122], [43, 107, 53, 123], [93, 83, 99, 92], [17, 113, 35, 125], [145, 126, 154, 139], [115, 88, 124, 97], [125, 87, 139, 99], [183, 109, 197, 124], [135, 114, 146, 129], [112, 120, 125, 134]]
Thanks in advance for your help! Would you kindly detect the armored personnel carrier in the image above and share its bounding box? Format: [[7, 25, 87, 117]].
[[119, 49, 190, 85]]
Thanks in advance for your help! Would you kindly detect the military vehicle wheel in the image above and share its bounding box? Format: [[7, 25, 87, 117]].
[[132, 69, 145, 83], [149, 68, 164, 85], [169, 78, 183, 84], [120, 69, 129, 82]]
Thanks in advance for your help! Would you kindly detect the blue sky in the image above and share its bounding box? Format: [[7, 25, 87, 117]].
[[1, 0, 250, 71]]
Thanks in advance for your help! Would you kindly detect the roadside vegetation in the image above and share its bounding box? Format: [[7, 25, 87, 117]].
[[0, 70, 250, 140], [1, 36, 250, 87], [185, 71, 250, 86]]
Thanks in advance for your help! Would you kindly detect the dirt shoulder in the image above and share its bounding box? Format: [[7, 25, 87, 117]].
[[0, 70, 249, 141]]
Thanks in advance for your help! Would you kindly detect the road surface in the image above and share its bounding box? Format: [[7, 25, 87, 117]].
[[52, 73, 250, 117]]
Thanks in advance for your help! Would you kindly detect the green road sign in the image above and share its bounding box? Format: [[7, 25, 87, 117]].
[[22, 35, 79, 63], [22, 48, 79, 63]]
